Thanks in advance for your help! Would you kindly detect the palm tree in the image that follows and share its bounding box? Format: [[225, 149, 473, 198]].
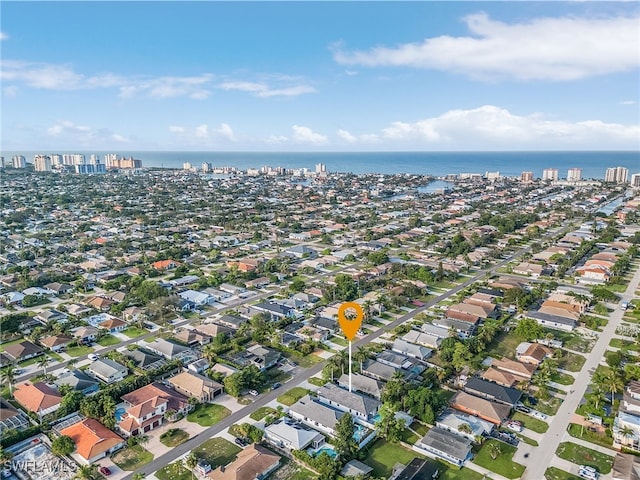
[[590, 385, 607, 411], [354, 346, 369, 372], [618, 425, 635, 447], [458, 423, 473, 435], [75, 464, 98, 480], [201, 343, 217, 365], [185, 452, 198, 480], [37, 356, 51, 375], [603, 370, 624, 403], [1, 365, 18, 395], [487, 441, 502, 460]]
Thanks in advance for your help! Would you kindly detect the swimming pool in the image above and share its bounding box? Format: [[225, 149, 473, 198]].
[[353, 424, 368, 442], [115, 407, 126, 422], [310, 446, 337, 458]]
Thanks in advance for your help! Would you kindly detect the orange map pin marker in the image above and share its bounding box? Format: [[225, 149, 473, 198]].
[[338, 302, 364, 341]]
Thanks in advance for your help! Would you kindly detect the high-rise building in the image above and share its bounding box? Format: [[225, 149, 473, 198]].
[[520, 171, 533, 183], [567, 168, 582, 182], [183, 162, 192, 170], [315, 163, 326, 173], [631, 173, 640, 188], [485, 171, 501, 181], [542, 168, 558, 182], [605, 166, 629, 183], [104, 154, 142, 169], [75, 154, 106, 174], [50, 154, 63, 166], [202, 162, 212, 172], [11, 155, 26, 169], [34, 155, 52, 172]]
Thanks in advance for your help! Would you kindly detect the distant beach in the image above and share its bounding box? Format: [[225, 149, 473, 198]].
[[3, 151, 638, 179]]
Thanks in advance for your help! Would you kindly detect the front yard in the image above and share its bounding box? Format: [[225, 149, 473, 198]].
[[186, 403, 231, 426], [193, 438, 242, 468], [545, 466, 582, 480], [123, 326, 149, 338], [473, 440, 525, 479], [277, 387, 309, 406], [556, 442, 614, 474], [111, 445, 153, 471], [65, 344, 94, 357], [159, 428, 190, 447], [512, 412, 549, 433], [363, 439, 424, 478], [97, 334, 121, 346], [250, 406, 276, 421]]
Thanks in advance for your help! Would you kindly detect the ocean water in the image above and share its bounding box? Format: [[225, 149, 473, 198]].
[[3, 151, 639, 179]]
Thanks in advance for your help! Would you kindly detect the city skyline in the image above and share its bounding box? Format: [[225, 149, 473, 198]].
[[1, 1, 639, 151]]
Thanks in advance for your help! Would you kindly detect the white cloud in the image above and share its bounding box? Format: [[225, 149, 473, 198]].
[[334, 13, 640, 81], [169, 123, 238, 144], [218, 80, 315, 98], [45, 120, 129, 146], [0, 32, 9, 41], [371, 105, 639, 148], [336, 129, 381, 144], [3, 85, 19, 97], [265, 135, 289, 145], [337, 129, 357, 143], [619, 100, 637, 105], [292, 125, 328, 145]]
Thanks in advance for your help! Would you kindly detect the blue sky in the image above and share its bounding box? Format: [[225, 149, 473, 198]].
[[1, 1, 639, 151]]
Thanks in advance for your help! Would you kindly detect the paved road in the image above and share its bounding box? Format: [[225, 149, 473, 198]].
[[522, 263, 640, 480], [14, 263, 357, 384], [124, 226, 574, 480]]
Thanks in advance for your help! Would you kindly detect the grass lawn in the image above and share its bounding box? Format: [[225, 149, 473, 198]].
[[556, 442, 614, 474], [193, 438, 241, 468], [159, 428, 189, 447], [123, 326, 148, 338], [438, 464, 485, 480], [567, 424, 613, 449], [156, 462, 191, 480], [187, 403, 231, 426], [552, 331, 594, 354], [610, 338, 640, 351], [557, 351, 586, 372], [250, 406, 276, 421], [512, 412, 549, 433], [473, 440, 525, 479], [277, 387, 309, 406], [291, 353, 324, 368], [545, 466, 582, 480], [411, 421, 430, 437], [111, 445, 153, 471], [363, 439, 424, 478], [329, 336, 348, 346], [535, 396, 563, 416], [97, 334, 121, 346], [399, 428, 419, 444], [307, 376, 327, 387], [551, 371, 575, 386], [48, 351, 64, 361], [65, 344, 94, 357], [485, 330, 521, 360], [515, 433, 539, 446]]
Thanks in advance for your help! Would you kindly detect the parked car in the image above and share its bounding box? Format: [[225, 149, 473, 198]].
[[578, 465, 598, 479], [506, 420, 523, 432], [248, 389, 259, 396], [99, 467, 111, 477], [272, 382, 281, 390], [88, 353, 99, 361], [234, 437, 248, 447]]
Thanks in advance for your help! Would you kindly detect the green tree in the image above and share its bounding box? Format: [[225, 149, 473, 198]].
[[375, 403, 405, 443], [0, 365, 18, 395], [334, 413, 357, 460], [487, 441, 502, 460], [515, 318, 544, 341], [52, 435, 75, 456]]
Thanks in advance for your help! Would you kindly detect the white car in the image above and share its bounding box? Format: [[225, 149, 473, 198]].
[[248, 390, 259, 396], [88, 353, 99, 361], [578, 465, 598, 479]]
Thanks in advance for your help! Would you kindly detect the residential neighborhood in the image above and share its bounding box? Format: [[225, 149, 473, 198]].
[[1, 164, 640, 480]]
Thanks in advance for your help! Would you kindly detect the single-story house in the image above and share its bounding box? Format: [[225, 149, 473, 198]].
[[418, 427, 473, 467], [55, 369, 100, 395], [264, 420, 324, 451], [450, 391, 511, 426], [338, 373, 384, 400], [168, 371, 223, 402], [207, 444, 280, 480], [3, 340, 44, 362], [13, 382, 62, 417], [87, 358, 128, 384], [464, 377, 522, 407], [316, 384, 381, 423], [40, 334, 74, 352], [60, 418, 125, 464], [289, 395, 345, 437]]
